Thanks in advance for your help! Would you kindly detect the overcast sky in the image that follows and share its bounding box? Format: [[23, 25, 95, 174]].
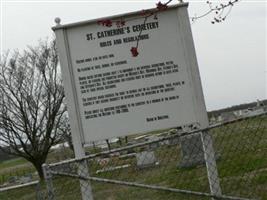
[[0, 0, 266, 111]]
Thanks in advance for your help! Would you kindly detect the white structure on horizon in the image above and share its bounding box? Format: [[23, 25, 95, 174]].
[[210, 99, 266, 124]]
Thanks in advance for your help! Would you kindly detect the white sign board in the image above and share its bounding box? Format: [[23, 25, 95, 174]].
[[53, 3, 208, 144]]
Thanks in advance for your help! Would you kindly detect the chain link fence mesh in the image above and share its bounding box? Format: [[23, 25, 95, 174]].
[[43, 113, 267, 200]]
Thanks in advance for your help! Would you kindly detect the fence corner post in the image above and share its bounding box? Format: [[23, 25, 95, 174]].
[[201, 131, 222, 199], [42, 163, 55, 200]]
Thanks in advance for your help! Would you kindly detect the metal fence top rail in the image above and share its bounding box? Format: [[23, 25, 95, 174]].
[[0, 180, 39, 192], [47, 111, 267, 168]]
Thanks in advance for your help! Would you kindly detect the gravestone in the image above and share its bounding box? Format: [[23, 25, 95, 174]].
[[168, 137, 180, 146], [160, 139, 170, 146], [19, 175, 33, 184], [179, 133, 205, 167], [147, 135, 160, 150], [136, 151, 157, 169], [8, 176, 18, 184]]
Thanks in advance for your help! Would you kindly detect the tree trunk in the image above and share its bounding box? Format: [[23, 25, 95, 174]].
[[31, 158, 46, 180]]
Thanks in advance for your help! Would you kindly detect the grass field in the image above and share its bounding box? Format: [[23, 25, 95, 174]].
[[0, 115, 266, 200], [0, 158, 35, 186]]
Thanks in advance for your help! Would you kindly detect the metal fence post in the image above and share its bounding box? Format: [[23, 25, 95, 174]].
[[42, 163, 55, 200], [77, 160, 94, 200], [201, 131, 222, 199]]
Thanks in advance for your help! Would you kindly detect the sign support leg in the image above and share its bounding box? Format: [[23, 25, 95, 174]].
[[78, 160, 94, 200], [54, 28, 94, 200], [73, 138, 94, 200]]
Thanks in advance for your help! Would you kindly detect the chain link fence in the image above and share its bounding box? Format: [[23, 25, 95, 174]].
[[43, 112, 267, 200]]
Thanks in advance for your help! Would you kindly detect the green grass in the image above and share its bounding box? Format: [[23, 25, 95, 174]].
[[0, 147, 74, 185], [0, 183, 42, 200], [0, 158, 35, 185], [0, 158, 28, 170], [45, 177, 209, 200]]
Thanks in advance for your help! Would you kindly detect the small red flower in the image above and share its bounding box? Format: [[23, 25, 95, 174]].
[[97, 19, 113, 27], [104, 19, 112, 27], [116, 20, 126, 28], [116, 21, 121, 27], [130, 47, 139, 57], [120, 20, 125, 26], [156, 1, 168, 11]]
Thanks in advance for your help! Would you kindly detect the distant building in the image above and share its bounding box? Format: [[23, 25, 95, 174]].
[[210, 99, 266, 124], [234, 100, 266, 118], [242, 107, 265, 117]]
